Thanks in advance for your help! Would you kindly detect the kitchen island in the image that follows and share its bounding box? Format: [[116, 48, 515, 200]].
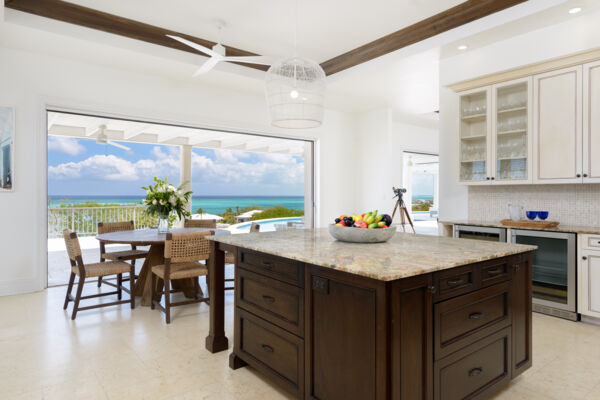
[[206, 229, 536, 400]]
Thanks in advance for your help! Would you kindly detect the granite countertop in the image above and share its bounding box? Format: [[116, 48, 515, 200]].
[[209, 228, 536, 282], [440, 220, 600, 235]]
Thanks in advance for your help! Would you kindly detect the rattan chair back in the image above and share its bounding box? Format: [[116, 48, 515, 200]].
[[184, 219, 217, 229], [63, 229, 82, 262], [98, 220, 135, 234], [164, 231, 213, 263], [250, 222, 260, 232]]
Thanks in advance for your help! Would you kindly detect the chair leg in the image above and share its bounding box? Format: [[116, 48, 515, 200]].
[[194, 278, 203, 299], [150, 272, 156, 310], [130, 265, 135, 309], [164, 277, 171, 324], [63, 272, 75, 310], [117, 273, 122, 300], [97, 276, 102, 288], [72, 275, 85, 320]]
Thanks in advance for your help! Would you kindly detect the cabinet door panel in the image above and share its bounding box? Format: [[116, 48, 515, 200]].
[[579, 250, 600, 319], [534, 66, 582, 183], [584, 61, 600, 182], [458, 87, 492, 184], [511, 254, 532, 378]]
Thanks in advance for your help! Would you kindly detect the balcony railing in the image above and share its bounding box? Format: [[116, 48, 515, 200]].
[[48, 205, 154, 238]]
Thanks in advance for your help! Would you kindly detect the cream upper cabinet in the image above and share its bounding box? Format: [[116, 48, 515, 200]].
[[492, 77, 533, 184], [458, 87, 492, 184], [533, 66, 583, 184], [584, 61, 600, 183]]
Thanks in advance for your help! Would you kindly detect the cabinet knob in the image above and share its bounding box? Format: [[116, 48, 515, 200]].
[[583, 256, 588, 261], [491, 177, 495, 180], [428, 286, 436, 293], [486, 177, 490, 180], [513, 264, 520, 271], [584, 174, 588, 177], [576, 174, 582, 178]]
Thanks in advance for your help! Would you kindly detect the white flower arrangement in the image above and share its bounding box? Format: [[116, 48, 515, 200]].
[[142, 177, 192, 220]]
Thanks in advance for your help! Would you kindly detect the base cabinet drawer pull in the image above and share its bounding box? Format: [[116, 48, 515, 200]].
[[447, 279, 464, 286], [262, 261, 273, 269], [262, 295, 275, 302], [469, 312, 483, 320], [486, 268, 502, 275], [468, 367, 483, 377], [261, 344, 274, 353]]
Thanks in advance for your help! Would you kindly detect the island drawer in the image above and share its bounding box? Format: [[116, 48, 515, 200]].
[[236, 309, 304, 397], [236, 268, 304, 337], [480, 261, 510, 288], [434, 281, 511, 359], [433, 265, 477, 301], [434, 327, 511, 400], [238, 249, 303, 286]]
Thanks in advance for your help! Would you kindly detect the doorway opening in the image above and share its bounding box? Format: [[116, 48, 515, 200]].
[[46, 110, 315, 287], [402, 151, 439, 235]]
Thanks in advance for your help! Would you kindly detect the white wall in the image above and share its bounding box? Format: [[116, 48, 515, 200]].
[[438, 9, 600, 222], [0, 44, 358, 296]]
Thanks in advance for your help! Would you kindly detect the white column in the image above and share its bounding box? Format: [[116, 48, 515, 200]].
[[433, 170, 439, 210], [180, 145, 193, 215], [303, 142, 314, 228]]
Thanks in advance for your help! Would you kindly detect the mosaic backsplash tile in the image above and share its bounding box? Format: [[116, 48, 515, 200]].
[[468, 184, 600, 226]]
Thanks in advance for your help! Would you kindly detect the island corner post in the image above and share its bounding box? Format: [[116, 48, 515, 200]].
[[205, 230, 534, 400]]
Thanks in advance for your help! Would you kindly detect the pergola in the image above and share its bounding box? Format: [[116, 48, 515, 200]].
[[46, 111, 313, 222]]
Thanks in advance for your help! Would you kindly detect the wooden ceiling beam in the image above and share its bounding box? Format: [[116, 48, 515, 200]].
[[320, 0, 527, 75], [4, 0, 269, 72]]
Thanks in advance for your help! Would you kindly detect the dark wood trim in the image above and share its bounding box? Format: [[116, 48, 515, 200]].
[[320, 0, 527, 75], [4, 0, 269, 72], [6, 0, 528, 76]]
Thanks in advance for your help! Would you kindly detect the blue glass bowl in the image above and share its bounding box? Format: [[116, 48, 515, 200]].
[[526, 211, 538, 220], [537, 211, 549, 220]]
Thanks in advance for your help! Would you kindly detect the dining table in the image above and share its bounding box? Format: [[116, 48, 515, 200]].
[[96, 227, 231, 306]]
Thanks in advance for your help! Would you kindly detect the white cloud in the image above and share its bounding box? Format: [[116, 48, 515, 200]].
[[48, 147, 304, 187], [48, 136, 85, 156]]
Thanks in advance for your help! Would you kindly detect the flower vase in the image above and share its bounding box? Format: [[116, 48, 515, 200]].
[[157, 215, 170, 233]]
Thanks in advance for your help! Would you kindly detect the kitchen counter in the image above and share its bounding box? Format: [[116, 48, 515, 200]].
[[206, 228, 534, 399], [440, 219, 600, 235], [209, 228, 535, 281]]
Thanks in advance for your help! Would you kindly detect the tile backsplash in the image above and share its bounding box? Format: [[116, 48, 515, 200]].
[[468, 184, 600, 226]]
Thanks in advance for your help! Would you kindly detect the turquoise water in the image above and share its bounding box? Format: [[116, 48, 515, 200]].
[[47, 195, 304, 215], [233, 217, 303, 231]]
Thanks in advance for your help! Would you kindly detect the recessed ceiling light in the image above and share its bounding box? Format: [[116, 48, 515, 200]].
[[569, 7, 582, 14], [457, 45, 468, 51]]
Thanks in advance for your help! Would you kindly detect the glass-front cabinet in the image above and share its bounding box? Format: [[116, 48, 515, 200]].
[[458, 78, 532, 185], [493, 77, 532, 183], [459, 87, 491, 183]]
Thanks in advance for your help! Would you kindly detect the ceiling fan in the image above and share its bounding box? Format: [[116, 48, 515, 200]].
[[93, 124, 131, 151], [167, 23, 276, 76]]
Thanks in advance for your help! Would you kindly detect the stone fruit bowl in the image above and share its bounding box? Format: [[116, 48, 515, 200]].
[[328, 224, 396, 243]]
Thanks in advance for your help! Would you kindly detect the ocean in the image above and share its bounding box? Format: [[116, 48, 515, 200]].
[[47, 195, 305, 215], [412, 195, 434, 202]]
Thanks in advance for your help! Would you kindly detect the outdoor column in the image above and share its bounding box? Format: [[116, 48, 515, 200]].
[[180, 145, 192, 215], [303, 142, 314, 228]]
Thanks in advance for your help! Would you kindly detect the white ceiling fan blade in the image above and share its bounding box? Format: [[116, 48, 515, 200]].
[[223, 56, 277, 66], [108, 141, 131, 151], [166, 34, 220, 58], [192, 57, 221, 76]]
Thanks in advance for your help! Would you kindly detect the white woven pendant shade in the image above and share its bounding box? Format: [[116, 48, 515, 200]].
[[265, 57, 326, 129]]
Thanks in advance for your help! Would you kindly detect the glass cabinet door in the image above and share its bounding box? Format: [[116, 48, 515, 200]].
[[459, 89, 490, 183], [494, 79, 530, 182]]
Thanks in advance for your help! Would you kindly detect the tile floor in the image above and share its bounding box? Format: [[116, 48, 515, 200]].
[[1, 284, 600, 399]]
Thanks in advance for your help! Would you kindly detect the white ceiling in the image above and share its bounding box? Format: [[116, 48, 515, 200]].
[[2, 0, 592, 126], [47, 112, 307, 156], [63, 0, 465, 62]]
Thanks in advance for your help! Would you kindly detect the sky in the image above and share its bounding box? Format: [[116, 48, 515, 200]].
[[47, 136, 305, 197]]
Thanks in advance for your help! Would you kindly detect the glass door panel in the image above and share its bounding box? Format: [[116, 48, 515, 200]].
[[459, 90, 489, 182], [495, 81, 529, 181]]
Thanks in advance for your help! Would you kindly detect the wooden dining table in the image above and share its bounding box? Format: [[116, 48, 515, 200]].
[[96, 227, 231, 306]]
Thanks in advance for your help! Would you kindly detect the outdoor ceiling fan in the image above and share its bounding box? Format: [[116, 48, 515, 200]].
[[167, 23, 276, 76], [93, 124, 131, 151]]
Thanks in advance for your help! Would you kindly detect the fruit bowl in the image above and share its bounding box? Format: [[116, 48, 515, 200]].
[[328, 224, 396, 243]]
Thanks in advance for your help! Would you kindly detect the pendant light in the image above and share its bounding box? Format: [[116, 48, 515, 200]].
[[265, 0, 326, 129]]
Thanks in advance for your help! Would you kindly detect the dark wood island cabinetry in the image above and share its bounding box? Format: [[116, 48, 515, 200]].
[[207, 229, 535, 400]]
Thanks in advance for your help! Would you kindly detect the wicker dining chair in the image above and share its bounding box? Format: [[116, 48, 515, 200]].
[[62, 229, 135, 320], [97, 221, 148, 288], [150, 231, 212, 324], [184, 218, 236, 290], [250, 222, 260, 232]]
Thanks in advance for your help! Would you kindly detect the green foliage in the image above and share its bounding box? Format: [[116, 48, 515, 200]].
[[142, 176, 192, 219], [412, 200, 431, 212], [250, 206, 304, 221]]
